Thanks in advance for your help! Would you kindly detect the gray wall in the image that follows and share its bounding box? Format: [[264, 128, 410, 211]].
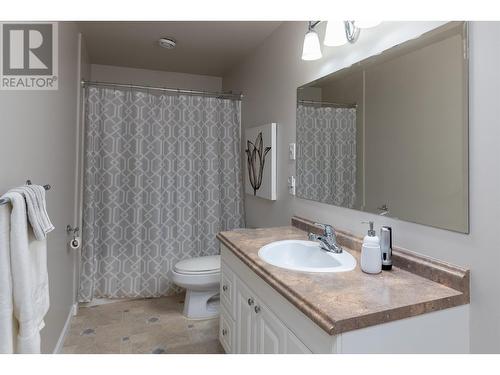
[[89, 63, 222, 91], [0, 22, 80, 352], [223, 21, 500, 353]]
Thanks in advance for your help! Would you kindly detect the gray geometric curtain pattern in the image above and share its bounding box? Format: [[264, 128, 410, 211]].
[[296, 104, 357, 208], [79, 86, 244, 302]]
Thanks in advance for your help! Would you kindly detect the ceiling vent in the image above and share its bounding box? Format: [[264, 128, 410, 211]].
[[158, 38, 176, 49]]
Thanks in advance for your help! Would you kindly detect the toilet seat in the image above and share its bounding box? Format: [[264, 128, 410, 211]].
[[174, 255, 220, 275]]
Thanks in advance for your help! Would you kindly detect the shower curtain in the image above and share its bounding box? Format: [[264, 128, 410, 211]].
[[79, 86, 244, 302], [296, 104, 357, 208]]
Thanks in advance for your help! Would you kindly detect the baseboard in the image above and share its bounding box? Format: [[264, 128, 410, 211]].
[[53, 303, 77, 354], [79, 297, 139, 308], [72, 302, 79, 316]]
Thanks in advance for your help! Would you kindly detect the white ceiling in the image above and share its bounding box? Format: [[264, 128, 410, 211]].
[[78, 21, 283, 77]]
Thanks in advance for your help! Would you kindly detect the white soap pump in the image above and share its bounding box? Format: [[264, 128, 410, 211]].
[[360, 221, 382, 274]]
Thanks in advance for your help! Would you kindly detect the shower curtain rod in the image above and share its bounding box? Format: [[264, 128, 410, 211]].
[[298, 99, 357, 108], [81, 80, 243, 100]]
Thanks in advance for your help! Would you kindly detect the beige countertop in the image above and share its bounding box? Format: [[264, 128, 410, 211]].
[[216, 218, 469, 335]]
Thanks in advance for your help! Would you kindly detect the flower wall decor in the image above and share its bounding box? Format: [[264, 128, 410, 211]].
[[245, 132, 271, 195], [244, 123, 277, 200]]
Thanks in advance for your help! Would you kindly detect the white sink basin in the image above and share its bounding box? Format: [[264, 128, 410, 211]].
[[258, 240, 356, 273]]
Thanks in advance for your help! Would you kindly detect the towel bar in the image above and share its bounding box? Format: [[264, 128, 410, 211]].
[[0, 180, 51, 206]]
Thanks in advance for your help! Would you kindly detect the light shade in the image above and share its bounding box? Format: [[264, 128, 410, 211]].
[[301, 30, 322, 60], [324, 21, 347, 47], [355, 20, 381, 29]]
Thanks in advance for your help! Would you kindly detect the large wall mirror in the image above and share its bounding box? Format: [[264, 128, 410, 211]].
[[296, 22, 469, 233]]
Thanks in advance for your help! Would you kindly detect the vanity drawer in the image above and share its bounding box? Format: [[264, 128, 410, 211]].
[[220, 261, 235, 318], [219, 306, 235, 353]]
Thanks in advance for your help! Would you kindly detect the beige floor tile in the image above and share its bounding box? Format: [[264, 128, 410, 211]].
[[94, 322, 130, 344], [120, 341, 134, 354], [61, 345, 78, 354], [63, 331, 96, 347], [167, 339, 225, 354], [188, 328, 219, 344], [94, 340, 122, 354], [130, 341, 157, 354], [158, 313, 190, 327], [63, 294, 221, 354], [64, 339, 99, 354], [75, 309, 122, 327], [157, 329, 191, 348]]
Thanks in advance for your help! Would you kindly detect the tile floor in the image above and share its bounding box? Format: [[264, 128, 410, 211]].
[[62, 294, 224, 354]]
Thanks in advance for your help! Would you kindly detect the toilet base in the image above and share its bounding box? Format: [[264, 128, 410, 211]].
[[183, 289, 220, 320]]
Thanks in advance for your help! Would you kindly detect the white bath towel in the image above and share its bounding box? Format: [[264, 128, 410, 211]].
[[0, 191, 50, 354], [11, 185, 54, 241], [0, 201, 16, 353]]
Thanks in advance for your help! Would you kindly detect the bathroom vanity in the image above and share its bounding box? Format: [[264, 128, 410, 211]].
[[213, 22, 471, 354], [216, 217, 470, 354]]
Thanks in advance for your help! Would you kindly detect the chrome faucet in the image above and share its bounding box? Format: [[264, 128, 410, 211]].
[[308, 223, 343, 254]]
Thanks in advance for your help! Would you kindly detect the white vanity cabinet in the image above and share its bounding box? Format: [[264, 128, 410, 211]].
[[234, 276, 310, 354], [220, 251, 312, 354], [219, 244, 470, 354], [219, 245, 334, 353]]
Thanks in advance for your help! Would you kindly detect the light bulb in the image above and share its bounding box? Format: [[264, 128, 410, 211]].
[[301, 30, 322, 61], [355, 20, 381, 29], [324, 21, 347, 47]]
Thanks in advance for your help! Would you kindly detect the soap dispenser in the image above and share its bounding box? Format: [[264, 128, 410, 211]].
[[360, 221, 382, 274]]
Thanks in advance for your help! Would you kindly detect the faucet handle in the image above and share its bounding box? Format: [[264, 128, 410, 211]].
[[314, 222, 334, 236]]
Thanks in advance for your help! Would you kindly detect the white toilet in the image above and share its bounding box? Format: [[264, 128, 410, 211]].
[[170, 255, 221, 319]]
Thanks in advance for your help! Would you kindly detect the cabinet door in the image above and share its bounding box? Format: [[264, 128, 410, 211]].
[[219, 306, 235, 353], [235, 279, 256, 353], [255, 303, 286, 354], [285, 330, 313, 354], [220, 262, 235, 318]]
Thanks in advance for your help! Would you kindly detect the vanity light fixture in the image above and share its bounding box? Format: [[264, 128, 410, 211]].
[[301, 21, 323, 61], [302, 21, 381, 61], [324, 21, 348, 47], [343, 21, 361, 44], [355, 20, 382, 29]]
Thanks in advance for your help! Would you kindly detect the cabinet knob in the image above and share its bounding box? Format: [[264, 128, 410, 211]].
[[222, 328, 228, 336], [222, 285, 228, 292], [254, 305, 261, 314], [247, 298, 254, 306]]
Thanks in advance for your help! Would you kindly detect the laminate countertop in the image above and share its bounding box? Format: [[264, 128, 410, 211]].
[[216, 217, 469, 335]]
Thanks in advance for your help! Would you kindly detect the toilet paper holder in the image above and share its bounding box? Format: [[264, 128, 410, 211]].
[[66, 225, 79, 237], [66, 225, 81, 249]]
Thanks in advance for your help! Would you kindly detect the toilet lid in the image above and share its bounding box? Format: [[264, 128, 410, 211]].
[[174, 255, 221, 275]]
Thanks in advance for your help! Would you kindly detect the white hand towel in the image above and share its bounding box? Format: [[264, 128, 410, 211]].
[[11, 185, 54, 241], [31, 185, 54, 235], [2, 191, 50, 354], [0, 201, 16, 354], [11, 187, 44, 240]]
